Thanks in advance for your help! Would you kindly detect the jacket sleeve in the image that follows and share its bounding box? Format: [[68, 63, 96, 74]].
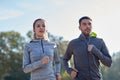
[[63, 41, 74, 75], [91, 39, 112, 67], [54, 46, 61, 75], [22, 44, 43, 73]]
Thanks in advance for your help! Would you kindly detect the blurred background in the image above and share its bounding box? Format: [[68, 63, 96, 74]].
[[0, 0, 120, 80]]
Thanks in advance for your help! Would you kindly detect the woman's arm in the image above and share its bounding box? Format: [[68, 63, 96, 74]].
[[54, 46, 61, 80], [22, 44, 44, 73]]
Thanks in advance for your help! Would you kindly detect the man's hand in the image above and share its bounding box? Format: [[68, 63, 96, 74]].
[[88, 45, 93, 52], [70, 68, 78, 78], [41, 56, 50, 64], [56, 74, 62, 80]]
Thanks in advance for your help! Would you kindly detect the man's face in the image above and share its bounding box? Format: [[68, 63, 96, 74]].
[[79, 19, 92, 35]]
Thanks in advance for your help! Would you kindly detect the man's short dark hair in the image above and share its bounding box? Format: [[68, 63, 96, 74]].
[[79, 16, 92, 25]]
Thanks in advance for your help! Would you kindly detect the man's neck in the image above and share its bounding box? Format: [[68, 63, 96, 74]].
[[82, 33, 90, 41], [82, 33, 90, 37]]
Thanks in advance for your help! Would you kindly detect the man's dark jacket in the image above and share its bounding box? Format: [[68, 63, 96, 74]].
[[63, 34, 112, 80]]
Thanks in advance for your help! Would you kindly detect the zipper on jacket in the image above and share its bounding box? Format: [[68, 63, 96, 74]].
[[86, 38, 92, 79], [41, 39, 44, 54], [82, 34, 91, 79]]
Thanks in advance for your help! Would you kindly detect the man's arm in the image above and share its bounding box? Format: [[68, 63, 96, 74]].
[[63, 41, 75, 74], [89, 39, 112, 67]]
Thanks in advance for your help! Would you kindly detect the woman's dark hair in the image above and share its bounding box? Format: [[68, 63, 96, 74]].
[[79, 16, 92, 25]]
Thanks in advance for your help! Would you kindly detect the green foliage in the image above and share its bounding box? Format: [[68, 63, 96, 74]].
[[48, 32, 69, 56], [26, 30, 33, 41], [101, 51, 120, 80], [0, 31, 29, 80]]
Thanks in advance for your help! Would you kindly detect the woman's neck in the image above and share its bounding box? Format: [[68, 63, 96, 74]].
[[35, 36, 44, 39]]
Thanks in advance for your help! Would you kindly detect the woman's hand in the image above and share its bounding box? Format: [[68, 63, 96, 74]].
[[41, 56, 50, 64], [56, 74, 62, 80]]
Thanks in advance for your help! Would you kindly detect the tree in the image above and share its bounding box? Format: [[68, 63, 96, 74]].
[[101, 51, 120, 80], [0, 31, 29, 80]]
